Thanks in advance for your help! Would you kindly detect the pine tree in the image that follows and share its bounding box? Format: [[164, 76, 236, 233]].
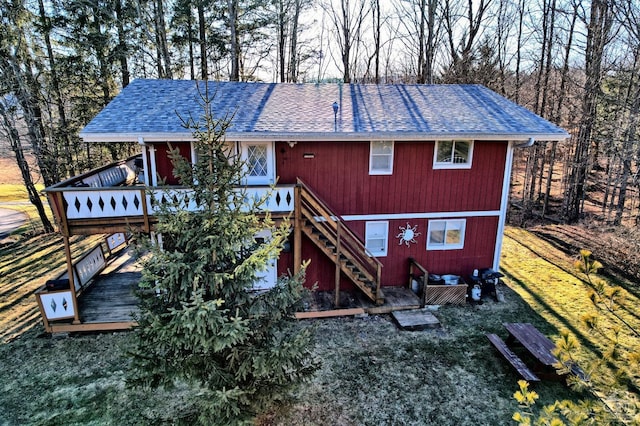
[[128, 84, 318, 425], [512, 250, 640, 425]]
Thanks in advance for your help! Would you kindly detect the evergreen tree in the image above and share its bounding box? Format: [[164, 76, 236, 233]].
[[129, 85, 318, 425]]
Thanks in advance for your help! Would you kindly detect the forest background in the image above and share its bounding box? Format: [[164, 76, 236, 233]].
[[1, 0, 639, 233]]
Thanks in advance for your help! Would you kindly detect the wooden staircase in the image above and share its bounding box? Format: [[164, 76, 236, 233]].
[[295, 179, 384, 306]]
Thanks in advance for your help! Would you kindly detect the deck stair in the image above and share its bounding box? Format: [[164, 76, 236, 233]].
[[296, 179, 383, 305]]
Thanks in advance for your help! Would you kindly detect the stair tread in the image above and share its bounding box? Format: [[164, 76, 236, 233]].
[[299, 193, 382, 305]]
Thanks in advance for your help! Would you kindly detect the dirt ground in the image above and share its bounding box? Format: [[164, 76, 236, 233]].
[[0, 155, 41, 185]]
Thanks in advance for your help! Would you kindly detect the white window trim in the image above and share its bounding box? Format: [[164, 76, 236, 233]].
[[240, 141, 275, 185], [369, 141, 394, 175], [365, 221, 389, 257], [426, 219, 466, 250], [433, 140, 473, 170]]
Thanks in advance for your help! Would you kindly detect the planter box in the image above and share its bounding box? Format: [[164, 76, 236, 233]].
[[424, 284, 468, 305]]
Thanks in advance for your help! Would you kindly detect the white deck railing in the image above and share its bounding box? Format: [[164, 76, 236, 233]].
[[46, 156, 295, 224], [56, 185, 295, 220]]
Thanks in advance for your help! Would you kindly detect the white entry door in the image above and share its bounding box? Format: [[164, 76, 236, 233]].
[[252, 230, 278, 290], [240, 142, 275, 185]]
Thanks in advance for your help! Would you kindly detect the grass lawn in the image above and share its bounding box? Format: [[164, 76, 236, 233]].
[[5, 225, 638, 425]]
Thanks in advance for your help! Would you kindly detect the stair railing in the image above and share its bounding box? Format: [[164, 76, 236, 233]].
[[408, 257, 428, 308], [297, 178, 382, 303]]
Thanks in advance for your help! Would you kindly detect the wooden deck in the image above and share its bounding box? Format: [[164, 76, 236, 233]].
[[47, 250, 141, 333], [46, 258, 422, 330], [296, 286, 422, 319]]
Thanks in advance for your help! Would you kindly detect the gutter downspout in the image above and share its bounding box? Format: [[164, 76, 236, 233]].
[[493, 138, 535, 272], [513, 137, 535, 149]]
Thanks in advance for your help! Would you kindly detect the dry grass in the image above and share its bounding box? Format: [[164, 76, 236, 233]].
[[0, 222, 637, 424], [0, 234, 104, 342], [0, 156, 42, 185], [0, 156, 52, 237]]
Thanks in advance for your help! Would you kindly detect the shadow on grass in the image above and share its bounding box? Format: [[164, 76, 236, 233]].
[[500, 268, 604, 360], [532, 227, 640, 300], [506, 230, 640, 348]]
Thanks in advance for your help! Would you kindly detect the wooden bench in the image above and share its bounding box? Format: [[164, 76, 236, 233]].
[[486, 333, 540, 382]]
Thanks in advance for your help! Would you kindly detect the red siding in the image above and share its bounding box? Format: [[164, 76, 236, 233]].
[[275, 141, 507, 289], [152, 142, 192, 185], [151, 140, 508, 290], [297, 217, 498, 290], [276, 141, 507, 214]]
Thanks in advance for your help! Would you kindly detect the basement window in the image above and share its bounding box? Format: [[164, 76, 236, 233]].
[[427, 219, 466, 250], [365, 221, 389, 257]]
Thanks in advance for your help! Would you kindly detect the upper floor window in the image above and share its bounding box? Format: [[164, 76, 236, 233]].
[[427, 219, 466, 250], [433, 140, 473, 169], [365, 221, 389, 257], [369, 141, 394, 175], [240, 142, 274, 185]]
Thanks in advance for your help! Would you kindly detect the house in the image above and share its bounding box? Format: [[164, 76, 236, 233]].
[[36, 79, 569, 332]]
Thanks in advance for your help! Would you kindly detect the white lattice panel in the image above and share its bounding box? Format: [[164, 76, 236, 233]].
[[75, 245, 106, 287], [39, 290, 75, 320], [241, 186, 295, 212], [62, 185, 295, 220], [64, 189, 145, 219], [106, 233, 127, 251]]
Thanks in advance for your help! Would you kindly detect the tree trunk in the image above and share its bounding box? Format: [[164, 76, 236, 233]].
[[373, 0, 380, 83], [563, 0, 613, 222], [417, 0, 426, 84], [198, 1, 207, 79], [115, 0, 131, 87], [341, 0, 351, 83], [278, 0, 287, 82], [514, 0, 525, 103], [228, 0, 240, 81], [615, 71, 640, 225], [153, 0, 173, 78], [289, 0, 301, 82], [0, 102, 54, 233], [37, 0, 76, 178]]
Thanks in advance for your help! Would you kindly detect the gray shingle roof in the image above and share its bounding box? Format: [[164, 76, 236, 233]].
[[80, 79, 569, 142]]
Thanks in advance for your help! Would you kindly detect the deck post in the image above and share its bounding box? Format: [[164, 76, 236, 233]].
[[293, 185, 302, 275], [34, 292, 52, 333], [55, 191, 69, 237], [376, 263, 382, 303], [334, 221, 342, 308], [141, 188, 150, 233], [63, 236, 81, 324]]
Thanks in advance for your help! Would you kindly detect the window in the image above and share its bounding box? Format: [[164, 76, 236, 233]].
[[240, 142, 274, 184], [433, 140, 473, 169], [369, 141, 394, 175], [427, 219, 466, 250], [365, 221, 389, 257]]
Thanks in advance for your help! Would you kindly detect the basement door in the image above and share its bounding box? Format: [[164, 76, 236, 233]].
[[252, 230, 277, 290]]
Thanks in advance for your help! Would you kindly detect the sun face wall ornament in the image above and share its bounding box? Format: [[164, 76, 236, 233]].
[[397, 222, 421, 247]]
